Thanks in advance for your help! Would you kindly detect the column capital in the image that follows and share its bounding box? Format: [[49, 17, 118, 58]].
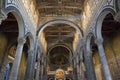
[[95, 38, 103, 45], [18, 37, 26, 44]]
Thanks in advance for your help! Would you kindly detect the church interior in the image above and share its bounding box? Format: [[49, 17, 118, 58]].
[[0, 0, 120, 80]]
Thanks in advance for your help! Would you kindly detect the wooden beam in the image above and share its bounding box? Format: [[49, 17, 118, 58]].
[[38, 5, 82, 10], [37, 2, 82, 7]]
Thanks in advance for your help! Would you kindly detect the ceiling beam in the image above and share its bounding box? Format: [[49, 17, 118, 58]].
[[39, 9, 81, 17], [37, 2, 82, 6], [38, 5, 82, 10]]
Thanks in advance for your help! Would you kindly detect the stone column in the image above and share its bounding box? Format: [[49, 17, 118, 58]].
[[79, 49, 84, 80], [43, 56, 47, 80], [0, 10, 7, 24], [9, 38, 26, 80], [76, 54, 80, 80], [32, 38, 38, 78], [40, 64, 43, 80], [84, 50, 96, 80], [77, 64, 80, 80], [80, 62, 85, 80], [95, 39, 112, 80], [35, 50, 41, 80], [73, 56, 77, 80], [25, 50, 34, 80], [41, 57, 44, 80]]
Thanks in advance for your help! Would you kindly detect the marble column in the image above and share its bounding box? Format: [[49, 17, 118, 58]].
[[25, 50, 34, 80], [84, 50, 96, 80], [95, 39, 112, 80], [9, 38, 26, 80]]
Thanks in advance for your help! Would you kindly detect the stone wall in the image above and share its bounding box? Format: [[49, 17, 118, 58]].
[[3, 0, 38, 37], [110, 32, 120, 80], [82, 0, 106, 32], [0, 33, 8, 79], [0, 33, 8, 69], [83, 0, 115, 35]]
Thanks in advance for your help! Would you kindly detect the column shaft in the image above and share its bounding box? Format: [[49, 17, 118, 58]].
[[76, 55, 80, 80], [41, 65, 44, 80], [80, 62, 85, 80], [97, 44, 112, 80], [41, 57, 44, 80], [73, 58, 77, 80], [35, 51, 41, 80], [32, 39, 38, 78], [77, 64, 80, 80], [25, 50, 34, 80], [84, 51, 96, 80], [9, 38, 26, 80]]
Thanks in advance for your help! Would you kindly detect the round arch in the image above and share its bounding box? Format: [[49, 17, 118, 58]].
[[48, 44, 73, 56], [85, 32, 96, 53], [37, 19, 83, 38], [3, 5, 25, 38], [24, 32, 35, 50], [48, 45, 73, 66], [95, 7, 116, 39]]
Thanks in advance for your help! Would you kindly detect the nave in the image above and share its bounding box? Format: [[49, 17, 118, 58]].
[[0, 0, 120, 80]]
